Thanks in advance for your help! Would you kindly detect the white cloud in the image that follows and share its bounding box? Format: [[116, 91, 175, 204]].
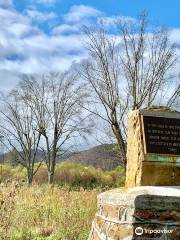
[[52, 24, 79, 35], [26, 9, 57, 22], [0, 70, 20, 92], [53, 5, 103, 35], [0, 2, 179, 93], [0, 4, 86, 78], [0, 0, 13, 8], [64, 5, 102, 23], [36, 0, 57, 4], [0, 4, 103, 81], [98, 16, 136, 28], [171, 28, 180, 44]]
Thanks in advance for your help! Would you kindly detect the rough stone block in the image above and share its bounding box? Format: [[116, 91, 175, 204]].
[[88, 186, 180, 240]]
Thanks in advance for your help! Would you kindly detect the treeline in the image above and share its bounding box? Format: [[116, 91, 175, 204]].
[[0, 13, 179, 186], [0, 162, 125, 190]]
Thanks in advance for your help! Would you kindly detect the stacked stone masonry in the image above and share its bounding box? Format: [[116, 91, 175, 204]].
[[88, 187, 180, 240]]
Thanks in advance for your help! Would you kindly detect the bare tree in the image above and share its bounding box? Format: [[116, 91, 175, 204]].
[[120, 12, 176, 109], [167, 74, 180, 109], [81, 13, 177, 169], [81, 27, 128, 168], [19, 72, 89, 184], [0, 91, 42, 186]]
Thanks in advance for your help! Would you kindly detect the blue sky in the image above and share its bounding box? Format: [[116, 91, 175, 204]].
[[14, 0, 180, 28], [0, 0, 179, 90]]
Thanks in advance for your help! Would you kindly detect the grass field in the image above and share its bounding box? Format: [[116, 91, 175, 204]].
[[0, 184, 98, 240], [0, 162, 125, 240]]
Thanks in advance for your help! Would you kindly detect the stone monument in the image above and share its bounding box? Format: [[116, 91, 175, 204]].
[[88, 107, 180, 240], [126, 107, 180, 187]]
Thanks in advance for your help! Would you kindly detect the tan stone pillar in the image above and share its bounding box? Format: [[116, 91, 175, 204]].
[[125, 110, 144, 187]]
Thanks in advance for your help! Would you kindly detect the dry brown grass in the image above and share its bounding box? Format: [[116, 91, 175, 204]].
[[0, 183, 98, 240], [0, 163, 125, 239]]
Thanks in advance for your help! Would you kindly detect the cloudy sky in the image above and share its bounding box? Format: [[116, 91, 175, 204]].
[[0, 0, 180, 91]]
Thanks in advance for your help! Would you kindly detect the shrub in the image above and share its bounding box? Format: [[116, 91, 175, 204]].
[[0, 165, 25, 183], [54, 161, 115, 190], [109, 166, 125, 187], [0, 162, 125, 189], [33, 166, 48, 184]]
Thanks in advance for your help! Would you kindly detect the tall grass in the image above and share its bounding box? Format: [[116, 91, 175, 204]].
[[0, 184, 98, 240], [0, 162, 125, 239]]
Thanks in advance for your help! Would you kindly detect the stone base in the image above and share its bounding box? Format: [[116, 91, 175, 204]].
[[88, 187, 180, 240]]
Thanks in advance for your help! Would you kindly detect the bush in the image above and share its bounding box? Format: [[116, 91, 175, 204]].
[[0, 165, 25, 183], [33, 166, 48, 184], [0, 162, 125, 189], [54, 162, 115, 190], [108, 166, 126, 187]]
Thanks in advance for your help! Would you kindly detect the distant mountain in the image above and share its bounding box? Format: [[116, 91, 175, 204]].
[[61, 144, 121, 170], [0, 150, 44, 165], [0, 144, 122, 170]]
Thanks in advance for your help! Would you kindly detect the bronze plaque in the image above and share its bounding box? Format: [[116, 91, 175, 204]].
[[142, 115, 180, 155]]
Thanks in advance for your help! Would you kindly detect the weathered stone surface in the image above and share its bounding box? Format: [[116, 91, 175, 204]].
[[141, 162, 180, 186], [125, 109, 180, 187], [88, 187, 180, 240], [89, 108, 180, 239], [125, 110, 144, 188]]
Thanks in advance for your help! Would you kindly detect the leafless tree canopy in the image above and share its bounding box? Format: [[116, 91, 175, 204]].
[[81, 26, 128, 167], [18, 72, 89, 184], [0, 91, 42, 185], [81, 12, 177, 169], [167, 75, 180, 109], [120, 12, 176, 109]]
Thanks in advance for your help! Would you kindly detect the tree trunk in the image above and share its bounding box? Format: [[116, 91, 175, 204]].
[[112, 123, 127, 169], [48, 171, 54, 185], [27, 170, 33, 187], [48, 156, 56, 184], [47, 136, 58, 185]]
